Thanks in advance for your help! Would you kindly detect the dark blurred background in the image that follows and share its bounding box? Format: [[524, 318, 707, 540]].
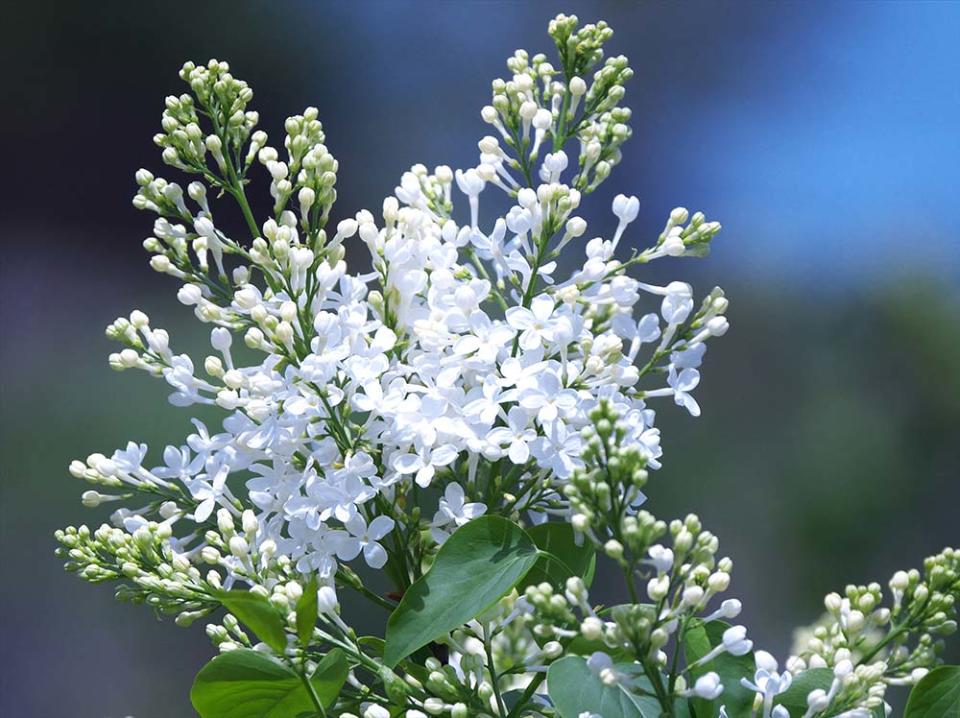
[[2, 1, 959, 716]]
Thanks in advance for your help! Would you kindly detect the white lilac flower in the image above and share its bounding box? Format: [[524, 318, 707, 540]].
[[692, 671, 724, 700], [740, 651, 793, 718], [487, 407, 538, 464], [430, 483, 487, 544], [184, 458, 235, 522], [667, 367, 702, 417], [64, 19, 731, 609], [506, 294, 566, 351], [518, 369, 579, 424], [336, 515, 395, 569]]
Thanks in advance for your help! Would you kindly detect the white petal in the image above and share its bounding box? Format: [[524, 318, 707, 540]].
[[444, 482, 465, 506], [530, 294, 555, 321], [194, 498, 214, 523], [678, 368, 701, 392], [392, 453, 423, 474], [336, 538, 363, 562], [462, 502, 487, 519], [508, 439, 530, 465], [486, 427, 513, 444], [454, 335, 482, 356], [367, 516, 396, 540], [519, 330, 542, 351], [364, 542, 388, 569], [505, 306, 534, 330], [415, 464, 435, 487], [431, 444, 459, 467]]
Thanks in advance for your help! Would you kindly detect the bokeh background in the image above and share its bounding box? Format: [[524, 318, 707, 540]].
[[3, 1, 959, 716]]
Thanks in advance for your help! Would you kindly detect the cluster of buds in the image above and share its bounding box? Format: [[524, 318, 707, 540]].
[[394, 588, 581, 716], [55, 522, 218, 625], [476, 14, 631, 195], [133, 171, 250, 287], [565, 400, 651, 545], [574, 104, 631, 192], [509, 181, 584, 275], [687, 287, 731, 336], [522, 581, 580, 635], [569, 469, 747, 697], [67, 440, 186, 515], [388, 652, 495, 717], [547, 15, 614, 77], [134, 179, 250, 289], [606, 514, 738, 669], [651, 207, 724, 260], [161, 60, 259, 175], [811, 658, 889, 718], [199, 508, 285, 588], [205, 611, 253, 651], [788, 547, 960, 716], [483, 50, 555, 166], [232, 216, 352, 359], [105, 309, 175, 374], [384, 657, 478, 718], [548, 15, 631, 185], [256, 107, 338, 239], [818, 584, 891, 665], [132, 171, 196, 222], [395, 164, 455, 218]]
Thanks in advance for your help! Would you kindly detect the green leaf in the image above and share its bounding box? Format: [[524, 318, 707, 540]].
[[357, 635, 386, 656], [296, 577, 318, 646], [904, 666, 960, 718], [773, 668, 834, 717], [683, 620, 756, 718], [309, 649, 350, 707], [384, 516, 539, 667], [521, 521, 596, 589], [190, 648, 348, 718], [216, 590, 289, 653], [547, 655, 661, 718]]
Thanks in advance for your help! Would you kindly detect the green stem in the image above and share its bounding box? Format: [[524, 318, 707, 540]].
[[622, 562, 640, 604], [505, 672, 545, 718], [860, 624, 907, 666], [668, 617, 688, 696], [484, 626, 508, 717], [641, 661, 673, 717], [228, 183, 262, 241], [206, 100, 262, 242], [337, 569, 396, 612], [553, 90, 572, 152]]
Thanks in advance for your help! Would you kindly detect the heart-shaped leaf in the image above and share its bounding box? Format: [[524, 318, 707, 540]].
[[683, 619, 756, 718], [216, 590, 288, 653], [773, 668, 834, 717], [522, 521, 596, 589], [190, 648, 347, 718], [384, 516, 538, 667], [904, 665, 960, 718], [547, 655, 664, 718]]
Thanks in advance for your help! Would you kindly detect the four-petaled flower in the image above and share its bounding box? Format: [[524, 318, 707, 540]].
[[336, 515, 395, 569], [430, 482, 487, 544]]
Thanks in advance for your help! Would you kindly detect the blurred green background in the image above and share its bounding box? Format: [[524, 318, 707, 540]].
[[2, 1, 958, 716]]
